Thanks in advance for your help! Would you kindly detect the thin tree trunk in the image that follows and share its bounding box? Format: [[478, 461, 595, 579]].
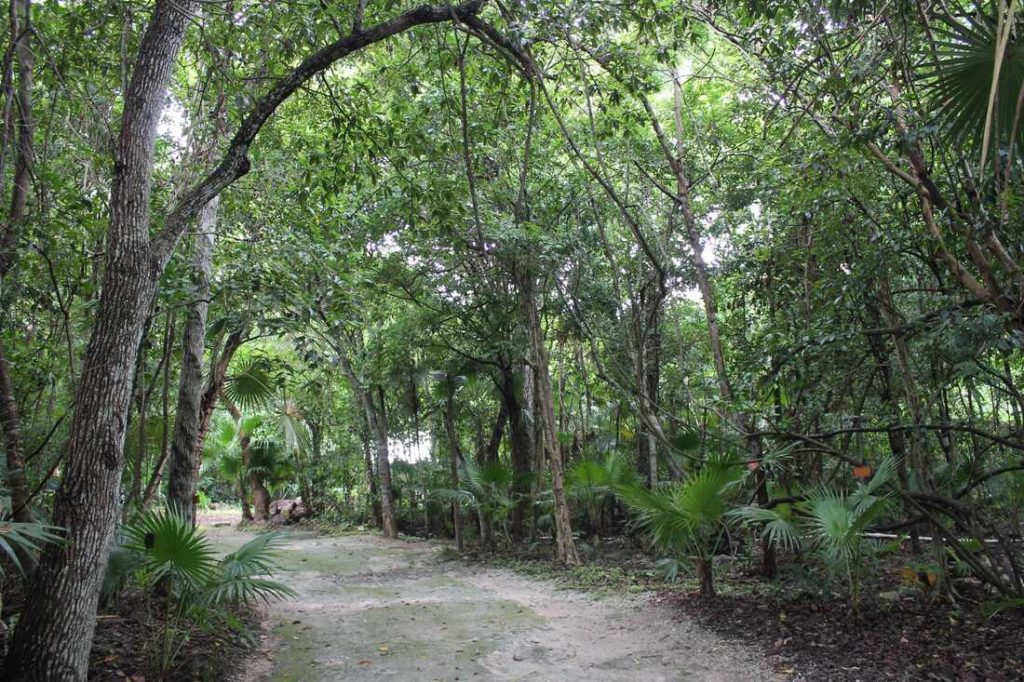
[[520, 267, 579, 565], [480, 400, 507, 465], [501, 363, 533, 539], [697, 557, 715, 599], [0, 0, 35, 527], [166, 197, 218, 525], [0, 338, 30, 523], [444, 374, 464, 551], [363, 431, 382, 527], [193, 323, 247, 460], [331, 328, 397, 538], [372, 385, 397, 538]]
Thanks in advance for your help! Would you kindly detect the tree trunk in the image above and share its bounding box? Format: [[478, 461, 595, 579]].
[[0, 338, 31, 523], [304, 417, 323, 515], [193, 323, 247, 460], [332, 331, 397, 538], [480, 400, 507, 465], [519, 267, 580, 565], [0, 0, 36, 528], [250, 472, 271, 521], [165, 197, 218, 525], [697, 557, 715, 599], [363, 433, 382, 527], [500, 364, 533, 539], [4, 2, 196, 678], [370, 386, 397, 538], [444, 374, 464, 551]]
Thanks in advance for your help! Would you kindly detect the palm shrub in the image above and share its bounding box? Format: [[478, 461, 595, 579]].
[[432, 460, 515, 549], [731, 458, 897, 612], [120, 510, 295, 674], [567, 452, 638, 544], [0, 489, 62, 578], [618, 455, 744, 599]]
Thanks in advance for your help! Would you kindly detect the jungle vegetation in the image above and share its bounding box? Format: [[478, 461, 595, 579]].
[[1, 0, 1024, 678]]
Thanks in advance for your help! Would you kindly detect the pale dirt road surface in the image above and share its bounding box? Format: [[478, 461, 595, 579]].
[[203, 524, 778, 682]]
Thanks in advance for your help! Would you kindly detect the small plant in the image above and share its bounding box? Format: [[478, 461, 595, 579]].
[[732, 458, 897, 613], [0, 491, 63, 577], [567, 452, 638, 545], [120, 510, 295, 675], [618, 454, 744, 599], [432, 460, 515, 549]]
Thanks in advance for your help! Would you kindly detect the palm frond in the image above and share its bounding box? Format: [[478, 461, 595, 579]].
[[0, 517, 63, 577], [922, 11, 1024, 152], [729, 504, 802, 552], [224, 358, 277, 411], [124, 510, 217, 591]]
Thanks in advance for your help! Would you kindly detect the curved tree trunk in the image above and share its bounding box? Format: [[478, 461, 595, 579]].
[[4, 3, 491, 677], [4, 2, 196, 677], [165, 197, 218, 525]]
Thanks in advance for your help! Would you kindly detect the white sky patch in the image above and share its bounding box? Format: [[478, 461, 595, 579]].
[[367, 231, 402, 256], [390, 433, 432, 463], [158, 98, 188, 158]]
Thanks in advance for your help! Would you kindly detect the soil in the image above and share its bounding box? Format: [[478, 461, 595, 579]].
[[671, 584, 1024, 681], [87, 592, 259, 681], [203, 525, 779, 681]]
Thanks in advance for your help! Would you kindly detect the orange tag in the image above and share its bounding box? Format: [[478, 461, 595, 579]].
[[853, 465, 872, 479]]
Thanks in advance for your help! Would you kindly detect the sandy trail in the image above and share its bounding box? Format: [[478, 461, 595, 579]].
[[203, 524, 777, 681]]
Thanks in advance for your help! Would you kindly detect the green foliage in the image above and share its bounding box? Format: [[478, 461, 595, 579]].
[[923, 10, 1024, 153], [124, 510, 218, 591], [116, 511, 295, 673], [618, 455, 745, 597], [223, 357, 278, 412], [432, 459, 516, 546], [732, 458, 897, 610], [0, 491, 63, 578], [567, 452, 638, 540]]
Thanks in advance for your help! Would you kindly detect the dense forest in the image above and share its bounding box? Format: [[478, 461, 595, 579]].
[[1, 0, 1023, 679]]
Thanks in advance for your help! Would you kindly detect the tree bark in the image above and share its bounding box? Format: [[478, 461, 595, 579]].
[[5, 3, 493, 676], [499, 363, 533, 539], [444, 374, 464, 551], [333, 333, 397, 538], [697, 557, 715, 599], [0, 0, 36, 527], [363, 431, 382, 527], [519, 267, 579, 565], [165, 197, 218, 525], [4, 2, 196, 678], [193, 323, 247, 459]]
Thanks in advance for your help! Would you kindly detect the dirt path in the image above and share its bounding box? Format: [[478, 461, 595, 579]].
[[203, 524, 777, 681]]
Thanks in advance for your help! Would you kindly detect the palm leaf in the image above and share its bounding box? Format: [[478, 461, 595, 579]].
[[922, 11, 1024, 153], [224, 358, 277, 411], [124, 510, 217, 591]]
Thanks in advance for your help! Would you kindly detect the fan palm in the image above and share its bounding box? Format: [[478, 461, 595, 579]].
[[433, 459, 515, 548], [618, 455, 744, 598], [731, 458, 897, 611], [567, 451, 639, 543], [923, 6, 1024, 166], [121, 510, 295, 673], [0, 489, 62, 578]]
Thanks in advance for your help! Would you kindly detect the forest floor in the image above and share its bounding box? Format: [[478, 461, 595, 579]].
[[473, 541, 1024, 681], [202, 521, 778, 681]]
